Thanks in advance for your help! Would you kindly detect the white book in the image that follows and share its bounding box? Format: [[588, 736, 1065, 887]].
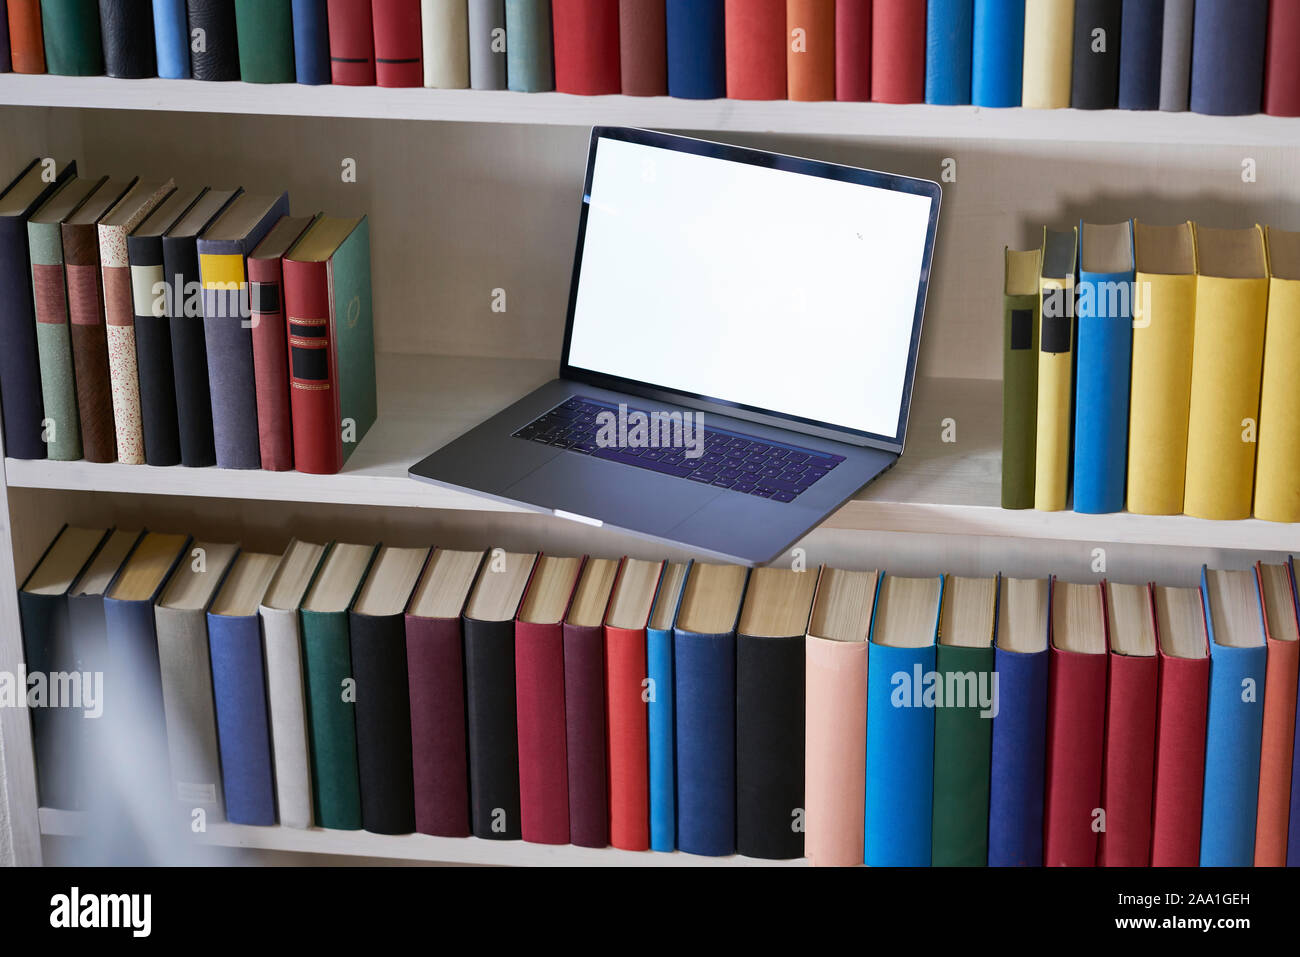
[[422, 0, 471, 88]]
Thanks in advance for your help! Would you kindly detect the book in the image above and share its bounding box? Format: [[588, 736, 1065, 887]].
[[1002, 245, 1042, 510], [1149, 583, 1209, 866], [1254, 561, 1298, 867], [467, 0, 505, 89], [154, 540, 238, 818], [350, 545, 429, 834], [247, 214, 316, 472], [1034, 226, 1077, 512], [675, 561, 748, 856], [234, 0, 295, 82], [1158, 0, 1192, 111], [127, 187, 205, 468], [99, 0, 156, 77], [1097, 581, 1158, 867], [603, 557, 663, 851], [504, 0, 551, 90], [1069, 0, 1120, 109], [665, 0, 723, 99], [0, 4, 7, 69], [1073, 220, 1134, 514], [100, 178, 175, 466], [161, 186, 240, 468], [1199, 567, 1267, 866], [1184, 225, 1268, 520], [197, 190, 290, 470], [300, 542, 378, 829], [987, 576, 1049, 866], [1127, 220, 1197, 516], [186, 0, 240, 80], [327, 0, 376, 84], [373, 0, 423, 87], [619, 0, 665, 96], [1, 157, 75, 460], [787, 0, 833, 101], [153, 0, 189, 78], [972, 0, 1023, 107], [865, 574, 942, 866], [872, 0, 924, 103], [1255, 227, 1300, 522], [724, 0, 785, 101], [282, 215, 376, 475], [1043, 580, 1106, 867], [1022, 0, 1074, 108], [1265, 1, 1300, 116], [1289, 557, 1300, 868], [7, 0, 44, 72], [421, 0, 469, 88], [932, 574, 996, 867], [925, 0, 973, 105], [462, 548, 537, 840], [405, 548, 483, 837], [553, 0, 619, 95], [804, 567, 876, 867], [834, 0, 870, 101], [40, 0, 103, 75], [259, 538, 327, 828], [292, 0, 331, 84], [1116, 0, 1161, 110], [1189, 0, 1267, 116], [646, 560, 687, 851], [736, 565, 819, 860]]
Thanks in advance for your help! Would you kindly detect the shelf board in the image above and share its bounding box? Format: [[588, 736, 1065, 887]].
[[4, 74, 1300, 146]]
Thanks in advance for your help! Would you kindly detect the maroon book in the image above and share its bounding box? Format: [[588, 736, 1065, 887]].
[[564, 619, 610, 848], [372, 0, 422, 87], [836, 0, 871, 101], [405, 611, 472, 837], [327, 0, 377, 85], [553, 0, 620, 94], [619, 0, 667, 95], [515, 617, 571, 844], [1097, 643, 1158, 866], [1265, 0, 1300, 116]]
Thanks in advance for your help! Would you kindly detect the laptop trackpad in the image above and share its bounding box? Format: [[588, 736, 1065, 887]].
[[508, 454, 710, 527]]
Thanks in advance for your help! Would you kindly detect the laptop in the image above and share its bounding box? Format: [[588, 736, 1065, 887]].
[[409, 127, 941, 565]]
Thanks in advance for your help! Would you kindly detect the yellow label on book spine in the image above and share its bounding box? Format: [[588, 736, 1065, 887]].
[[1254, 277, 1300, 522]]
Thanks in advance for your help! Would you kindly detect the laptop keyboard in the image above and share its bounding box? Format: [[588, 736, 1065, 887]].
[[511, 396, 845, 503]]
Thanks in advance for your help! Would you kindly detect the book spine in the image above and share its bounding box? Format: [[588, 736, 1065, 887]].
[[1200, 642, 1267, 865], [350, 611, 417, 834], [327, 0, 376, 84], [29, 220, 82, 461], [152, 0, 190, 78], [664, 0, 723, 99], [619, 0, 665, 96], [200, 246, 261, 470], [40, 0, 104, 75], [787, 0, 833, 102], [604, 624, 649, 851], [1264, 0, 1300, 116], [1150, 653, 1209, 866], [736, 631, 804, 860], [421, 0, 469, 88], [1070, 0, 1120, 110], [161, 234, 217, 467], [1255, 634, 1298, 866], [326, 219, 375, 468], [1001, 290, 1039, 509], [463, 616, 523, 840], [186, 0, 240, 80], [283, 257, 341, 474], [931, 643, 994, 866], [972, 0, 1024, 108], [871, 0, 925, 104], [552, 0, 619, 95], [725, 0, 785, 100], [155, 606, 225, 817], [101, 222, 149, 465], [233, 0, 295, 82], [209, 613, 277, 825], [405, 615, 471, 837], [467, 0, 505, 89], [1097, 651, 1158, 866], [514, 620, 570, 844], [373, 0, 422, 87], [1158, 0, 1192, 111], [18, 592, 75, 807], [563, 622, 608, 848], [300, 608, 363, 829], [247, 254, 294, 471], [0, 213, 48, 459], [925, 0, 973, 106], [645, 625, 675, 851], [1116, 0, 1161, 110], [834, 0, 870, 101], [987, 646, 1048, 866], [1073, 264, 1133, 514], [128, 234, 182, 467], [63, 222, 116, 463], [1034, 273, 1074, 511], [804, 636, 867, 866], [674, 628, 735, 856], [104, 596, 173, 796], [261, 605, 314, 828], [1022, 0, 1074, 108], [1189, 0, 1267, 116], [1043, 646, 1107, 866], [99, 0, 156, 77], [8, 0, 46, 72], [864, 641, 936, 865], [292, 0, 331, 83], [1254, 274, 1300, 522], [0, 3, 10, 70], [504, 0, 552, 91]]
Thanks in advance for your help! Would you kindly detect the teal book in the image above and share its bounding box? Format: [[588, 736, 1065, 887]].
[[504, 0, 552, 91], [646, 560, 689, 852], [41, 0, 104, 74], [234, 0, 296, 82]]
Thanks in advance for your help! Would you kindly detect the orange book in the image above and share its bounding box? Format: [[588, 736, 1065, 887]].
[[1255, 560, 1299, 866], [787, 0, 835, 100], [7, 0, 45, 73]]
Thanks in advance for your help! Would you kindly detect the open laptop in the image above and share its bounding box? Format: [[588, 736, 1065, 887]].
[[410, 127, 941, 565]]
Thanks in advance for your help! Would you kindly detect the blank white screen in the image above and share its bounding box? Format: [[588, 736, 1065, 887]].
[[567, 136, 934, 439]]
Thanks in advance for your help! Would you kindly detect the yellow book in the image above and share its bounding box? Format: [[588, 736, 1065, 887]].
[[1255, 227, 1300, 522], [1022, 0, 1075, 109], [1127, 221, 1197, 515], [1034, 226, 1077, 511], [1183, 225, 1268, 521]]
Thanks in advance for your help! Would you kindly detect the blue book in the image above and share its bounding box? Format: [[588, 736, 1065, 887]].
[[864, 574, 943, 866], [504, 0, 553, 92], [1189, 0, 1267, 116], [1199, 567, 1268, 866], [291, 0, 331, 85], [971, 0, 1024, 107], [665, 0, 724, 99], [646, 561, 689, 852], [1117, 0, 1163, 110], [1073, 220, 1134, 514], [926, 0, 974, 105], [1288, 556, 1300, 867], [153, 0, 190, 78]]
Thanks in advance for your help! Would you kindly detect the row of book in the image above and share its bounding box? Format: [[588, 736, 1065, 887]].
[[20, 522, 1300, 866], [1, 1, 1294, 116], [0, 157, 376, 472], [1001, 220, 1300, 523]]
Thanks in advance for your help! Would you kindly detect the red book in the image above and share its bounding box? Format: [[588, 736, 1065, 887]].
[[788, 0, 834, 101], [1149, 584, 1210, 866], [1097, 583, 1158, 867], [725, 0, 786, 100], [871, 0, 923, 103], [836, 0, 871, 101], [1254, 561, 1299, 866], [371, 0, 422, 87], [553, 0, 621, 94], [7, 0, 44, 73], [619, 0, 667, 95], [1265, 0, 1300, 116], [327, 0, 377, 85], [1043, 580, 1108, 867]]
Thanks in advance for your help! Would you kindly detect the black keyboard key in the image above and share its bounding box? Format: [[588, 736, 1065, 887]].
[[732, 482, 755, 493], [686, 473, 714, 483], [770, 490, 797, 503], [758, 466, 782, 478], [760, 478, 805, 493], [784, 452, 808, 464], [712, 479, 733, 488]]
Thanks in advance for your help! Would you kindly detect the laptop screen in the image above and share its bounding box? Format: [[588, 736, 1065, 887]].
[[562, 129, 940, 447]]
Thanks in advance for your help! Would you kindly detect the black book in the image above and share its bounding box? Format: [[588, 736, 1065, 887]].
[[99, 0, 157, 77], [1071, 0, 1122, 109], [186, 0, 240, 81]]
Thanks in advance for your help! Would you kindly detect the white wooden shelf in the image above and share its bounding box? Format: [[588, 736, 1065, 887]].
[[4, 73, 1300, 146]]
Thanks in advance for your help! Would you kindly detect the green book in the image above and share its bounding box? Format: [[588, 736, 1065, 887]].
[[299, 542, 378, 830], [234, 0, 296, 83], [41, 0, 104, 75], [931, 575, 997, 867], [1001, 246, 1042, 510]]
